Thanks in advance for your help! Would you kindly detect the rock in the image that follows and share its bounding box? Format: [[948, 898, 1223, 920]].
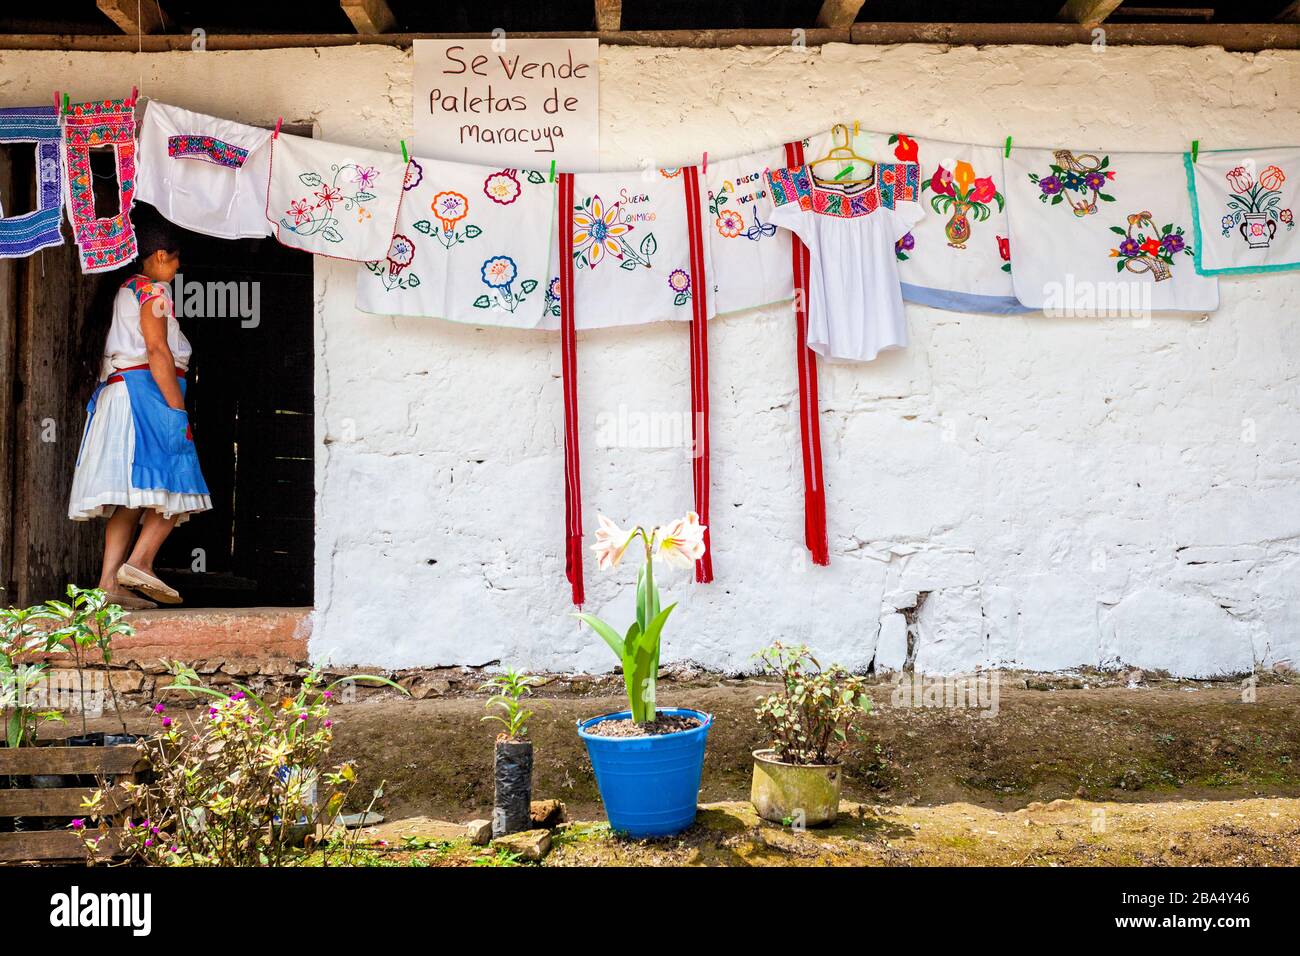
[[465, 819, 492, 845], [366, 816, 467, 844], [492, 828, 551, 861], [105, 669, 147, 694], [530, 799, 567, 828]]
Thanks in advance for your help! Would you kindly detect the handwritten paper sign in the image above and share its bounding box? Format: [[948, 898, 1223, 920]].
[[413, 38, 599, 171]]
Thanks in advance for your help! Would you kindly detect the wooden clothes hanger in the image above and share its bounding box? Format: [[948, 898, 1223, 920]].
[[809, 123, 875, 185]]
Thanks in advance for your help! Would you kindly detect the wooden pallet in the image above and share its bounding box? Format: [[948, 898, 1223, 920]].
[[0, 741, 148, 864]]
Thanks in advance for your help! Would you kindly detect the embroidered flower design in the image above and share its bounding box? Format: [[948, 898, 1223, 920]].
[[432, 191, 469, 233], [544, 276, 562, 317], [484, 169, 522, 205], [668, 269, 690, 293], [996, 234, 1011, 272], [892, 134, 918, 162], [1030, 151, 1115, 217], [481, 255, 518, 292], [386, 234, 415, 276], [894, 232, 915, 262], [1226, 166, 1254, 193], [1221, 162, 1292, 242], [572, 194, 633, 267], [1160, 233, 1185, 255], [1036, 174, 1063, 196], [352, 165, 379, 190], [1283, 209, 1294, 227], [314, 185, 343, 210], [660, 167, 682, 179], [288, 198, 314, 225], [716, 208, 744, 238], [1260, 166, 1286, 191], [403, 160, 424, 191], [1108, 210, 1192, 281]]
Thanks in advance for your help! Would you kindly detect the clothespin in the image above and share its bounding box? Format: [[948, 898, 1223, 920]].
[[834, 165, 853, 180], [129, 86, 138, 107], [853, 119, 860, 138], [53, 90, 60, 113], [549, 159, 556, 182], [702, 151, 708, 175], [400, 139, 409, 163], [1004, 136, 1012, 158], [273, 117, 283, 139], [63, 93, 70, 115], [1191, 139, 1200, 163]]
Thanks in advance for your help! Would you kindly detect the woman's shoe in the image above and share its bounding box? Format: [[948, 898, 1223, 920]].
[[105, 589, 158, 611], [116, 564, 183, 605]]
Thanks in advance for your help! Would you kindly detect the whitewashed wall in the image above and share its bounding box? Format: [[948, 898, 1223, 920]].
[[4, 43, 1299, 677]]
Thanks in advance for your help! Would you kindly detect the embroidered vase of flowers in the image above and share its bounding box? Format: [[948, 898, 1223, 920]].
[[1109, 211, 1193, 282], [925, 160, 1002, 250], [1222, 164, 1291, 250]]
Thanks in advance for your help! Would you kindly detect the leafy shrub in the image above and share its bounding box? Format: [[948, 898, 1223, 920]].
[[753, 642, 872, 766]]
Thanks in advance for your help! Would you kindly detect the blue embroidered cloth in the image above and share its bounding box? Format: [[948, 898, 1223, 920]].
[[0, 105, 64, 259]]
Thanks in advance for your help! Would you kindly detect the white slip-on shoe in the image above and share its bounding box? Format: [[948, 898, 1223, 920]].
[[116, 564, 183, 605]]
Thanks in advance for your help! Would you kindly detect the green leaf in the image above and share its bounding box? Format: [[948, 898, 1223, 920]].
[[575, 613, 625, 661], [1051, 195, 1063, 205], [526, 170, 545, 184], [1109, 226, 1127, 235], [408, 275, 421, 288], [619, 259, 638, 271], [639, 233, 657, 257], [520, 279, 538, 294], [464, 224, 482, 239], [1098, 193, 1115, 202], [674, 292, 688, 306], [413, 219, 432, 235], [354, 192, 376, 202], [472, 295, 491, 308], [321, 227, 343, 243], [299, 172, 323, 187]]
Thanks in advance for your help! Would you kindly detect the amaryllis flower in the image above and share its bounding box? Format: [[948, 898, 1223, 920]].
[[314, 185, 343, 210], [668, 269, 691, 293], [591, 515, 635, 571], [1225, 166, 1254, 193], [893, 134, 918, 162], [1117, 237, 1141, 257], [287, 198, 313, 224], [996, 235, 1010, 261], [1037, 174, 1063, 196], [716, 208, 744, 238], [971, 176, 998, 204], [431, 191, 469, 233], [386, 233, 415, 276], [1260, 165, 1286, 191], [658, 512, 707, 568], [929, 165, 955, 196], [403, 160, 424, 191], [483, 170, 522, 205], [1160, 233, 1185, 255], [352, 165, 379, 190], [572, 194, 632, 267]]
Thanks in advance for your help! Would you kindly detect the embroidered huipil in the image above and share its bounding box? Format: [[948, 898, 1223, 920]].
[[61, 96, 139, 273], [0, 105, 65, 259], [765, 161, 923, 362]]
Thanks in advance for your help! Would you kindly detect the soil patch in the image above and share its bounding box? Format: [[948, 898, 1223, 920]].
[[584, 715, 702, 738]]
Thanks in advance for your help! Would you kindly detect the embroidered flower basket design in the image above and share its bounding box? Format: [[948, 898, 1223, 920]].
[[1108, 211, 1193, 281], [281, 163, 381, 243], [1029, 150, 1116, 218], [572, 194, 656, 271], [1221, 164, 1292, 249], [923, 160, 1003, 249]]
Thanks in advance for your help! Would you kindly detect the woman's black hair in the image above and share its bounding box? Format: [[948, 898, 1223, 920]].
[[132, 202, 182, 259]]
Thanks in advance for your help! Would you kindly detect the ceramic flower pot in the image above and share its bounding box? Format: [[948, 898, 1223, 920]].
[[1240, 212, 1277, 249], [577, 708, 712, 838], [944, 202, 972, 248], [750, 749, 843, 827]]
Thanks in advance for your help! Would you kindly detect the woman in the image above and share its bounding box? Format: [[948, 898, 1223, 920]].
[[68, 211, 210, 608]]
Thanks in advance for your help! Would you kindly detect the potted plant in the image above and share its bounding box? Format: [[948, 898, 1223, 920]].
[[750, 642, 872, 827], [575, 512, 712, 838], [481, 668, 539, 837]]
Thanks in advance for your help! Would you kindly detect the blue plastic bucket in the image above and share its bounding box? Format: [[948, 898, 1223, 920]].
[[577, 708, 713, 838]]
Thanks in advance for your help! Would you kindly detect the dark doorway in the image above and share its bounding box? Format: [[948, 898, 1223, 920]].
[[150, 211, 316, 607]]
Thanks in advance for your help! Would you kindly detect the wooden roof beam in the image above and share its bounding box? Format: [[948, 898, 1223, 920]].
[[595, 1, 623, 32], [96, 0, 169, 34], [340, 0, 396, 35], [817, 0, 868, 29], [1278, 2, 1300, 22], [1059, 0, 1126, 24]]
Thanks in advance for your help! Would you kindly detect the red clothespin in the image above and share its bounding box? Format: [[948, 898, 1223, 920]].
[[702, 151, 708, 175], [129, 86, 138, 107], [53, 90, 60, 112], [273, 117, 283, 139]]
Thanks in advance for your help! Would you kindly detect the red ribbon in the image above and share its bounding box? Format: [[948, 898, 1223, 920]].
[[557, 172, 585, 605], [784, 140, 829, 566], [682, 165, 714, 583]]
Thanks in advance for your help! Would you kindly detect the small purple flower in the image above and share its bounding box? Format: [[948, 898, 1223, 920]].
[[1038, 175, 1063, 196], [896, 232, 915, 252], [71, 818, 85, 829], [153, 703, 166, 714], [161, 716, 172, 728], [144, 839, 154, 847], [298, 713, 308, 720], [1084, 171, 1107, 191], [1160, 233, 1185, 255], [1118, 237, 1140, 257], [324, 720, 333, 729], [322, 691, 332, 700], [230, 691, 246, 701]]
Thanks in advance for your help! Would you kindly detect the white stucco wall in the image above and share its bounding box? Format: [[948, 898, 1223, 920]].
[[5, 42, 1299, 677]]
